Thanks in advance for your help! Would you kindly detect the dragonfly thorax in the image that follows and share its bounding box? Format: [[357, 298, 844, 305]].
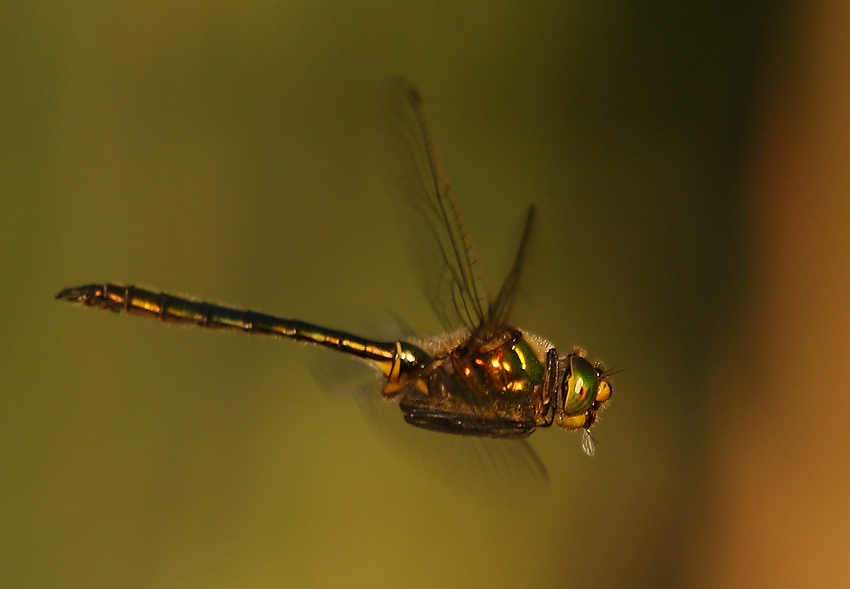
[[380, 328, 553, 438]]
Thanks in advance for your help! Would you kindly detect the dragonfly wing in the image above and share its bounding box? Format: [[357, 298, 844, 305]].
[[384, 76, 490, 332], [486, 205, 535, 330], [359, 385, 549, 491]]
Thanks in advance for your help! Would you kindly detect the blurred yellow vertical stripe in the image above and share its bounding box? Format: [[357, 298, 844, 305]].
[[687, 1, 850, 587]]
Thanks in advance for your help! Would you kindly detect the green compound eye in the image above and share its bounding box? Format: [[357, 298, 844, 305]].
[[562, 354, 600, 416]]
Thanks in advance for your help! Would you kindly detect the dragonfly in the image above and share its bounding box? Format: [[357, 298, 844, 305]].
[[56, 77, 612, 458]]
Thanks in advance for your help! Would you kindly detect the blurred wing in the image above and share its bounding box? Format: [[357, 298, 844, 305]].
[[356, 379, 549, 491], [384, 76, 489, 331], [486, 205, 535, 330]]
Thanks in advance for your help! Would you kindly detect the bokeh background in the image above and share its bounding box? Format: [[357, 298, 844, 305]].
[[3, 1, 849, 587]]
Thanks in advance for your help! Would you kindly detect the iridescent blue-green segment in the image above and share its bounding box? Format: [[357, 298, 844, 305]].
[[55, 284, 431, 379]]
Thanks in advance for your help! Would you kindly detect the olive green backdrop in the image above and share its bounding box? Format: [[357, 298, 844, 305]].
[[1, 2, 788, 588]]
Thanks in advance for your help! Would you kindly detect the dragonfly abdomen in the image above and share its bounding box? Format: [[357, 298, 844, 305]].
[[54, 283, 425, 370]]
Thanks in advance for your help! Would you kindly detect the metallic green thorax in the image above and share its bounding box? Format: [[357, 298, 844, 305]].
[[388, 328, 553, 438], [451, 333, 546, 404]]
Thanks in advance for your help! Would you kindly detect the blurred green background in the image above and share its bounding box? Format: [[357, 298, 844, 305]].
[[0, 1, 802, 588]]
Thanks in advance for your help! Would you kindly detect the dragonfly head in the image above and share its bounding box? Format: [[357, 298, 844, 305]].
[[553, 349, 612, 455]]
